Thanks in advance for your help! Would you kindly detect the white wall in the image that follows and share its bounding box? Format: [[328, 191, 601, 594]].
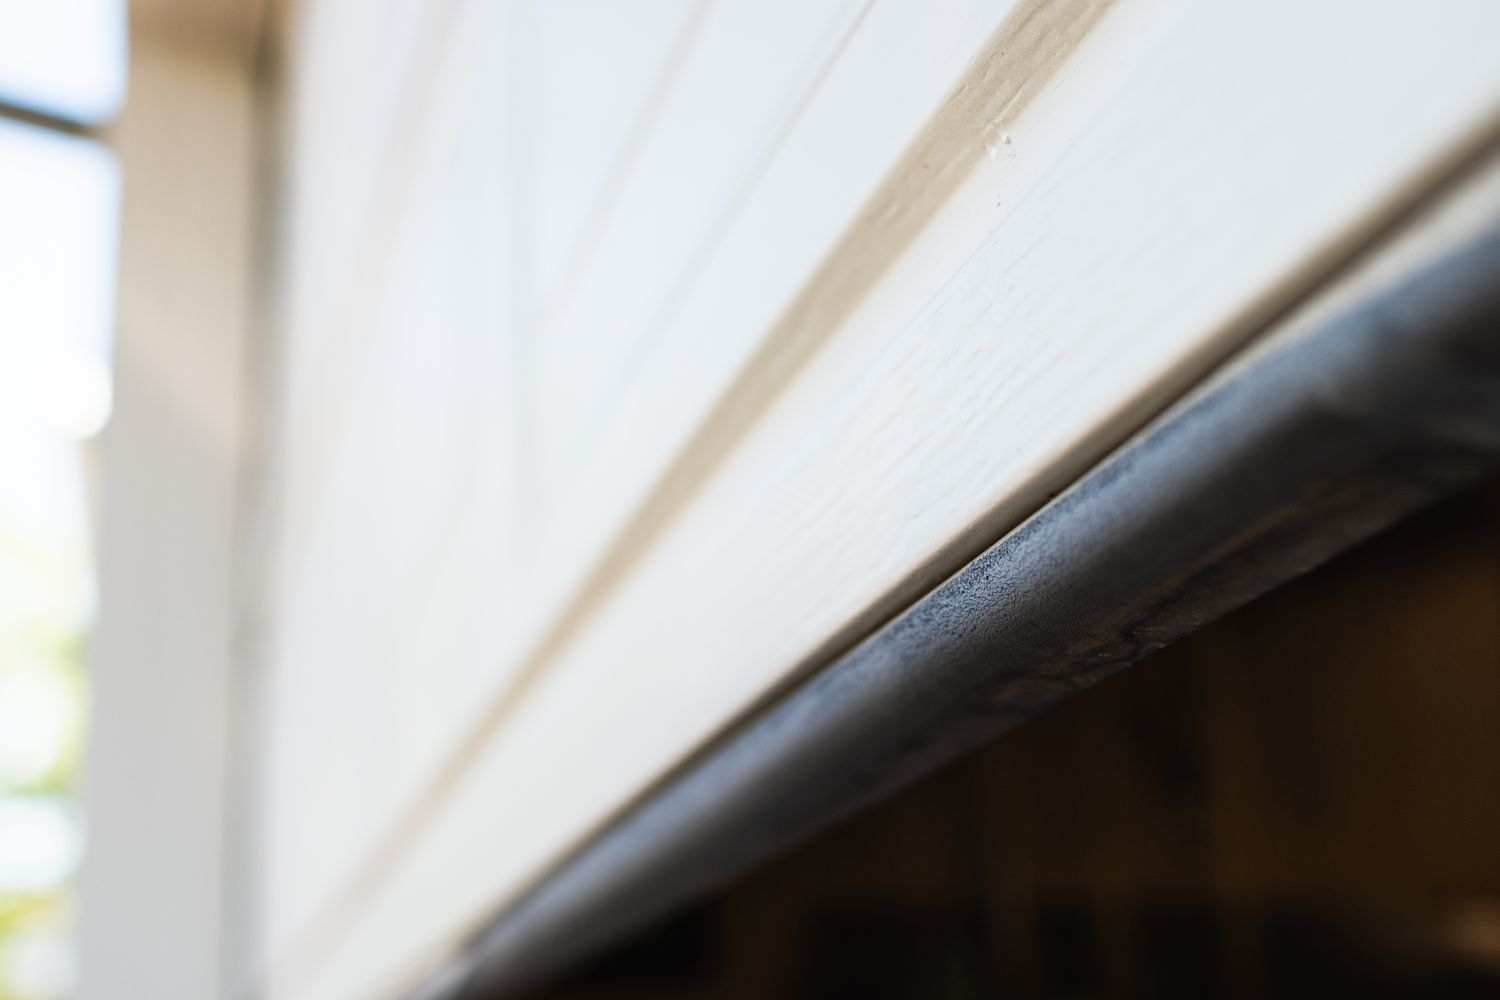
[[79, 27, 257, 1000], [250, 2, 1500, 998]]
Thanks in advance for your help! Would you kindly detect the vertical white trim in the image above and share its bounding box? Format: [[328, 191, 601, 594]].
[[78, 29, 257, 1000]]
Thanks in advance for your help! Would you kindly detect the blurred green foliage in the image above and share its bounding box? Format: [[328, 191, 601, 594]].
[[0, 532, 89, 1000]]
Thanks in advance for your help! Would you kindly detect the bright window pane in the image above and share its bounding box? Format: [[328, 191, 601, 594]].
[[0, 120, 120, 440], [0, 118, 119, 1000], [0, 0, 127, 125]]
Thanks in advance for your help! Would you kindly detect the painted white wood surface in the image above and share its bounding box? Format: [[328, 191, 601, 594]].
[[255, 1, 1500, 998], [257, 0, 535, 968], [81, 29, 256, 1000], [528, 0, 867, 495], [259, 0, 1039, 977], [530, 0, 1026, 658], [526, 0, 703, 300]]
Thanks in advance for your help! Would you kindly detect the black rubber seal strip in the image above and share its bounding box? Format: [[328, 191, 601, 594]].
[[420, 218, 1500, 1000]]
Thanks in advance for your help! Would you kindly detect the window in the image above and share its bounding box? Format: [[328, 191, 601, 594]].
[[0, 0, 126, 126], [0, 6, 123, 996]]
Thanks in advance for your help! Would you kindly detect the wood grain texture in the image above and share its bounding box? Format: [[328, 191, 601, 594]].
[[259, 0, 1058, 984], [530, 0, 1042, 642], [257, 0, 532, 970], [444, 168, 1500, 1000], [254, 2, 1500, 999], [528, 0, 872, 494], [258, 3, 1500, 1000]]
